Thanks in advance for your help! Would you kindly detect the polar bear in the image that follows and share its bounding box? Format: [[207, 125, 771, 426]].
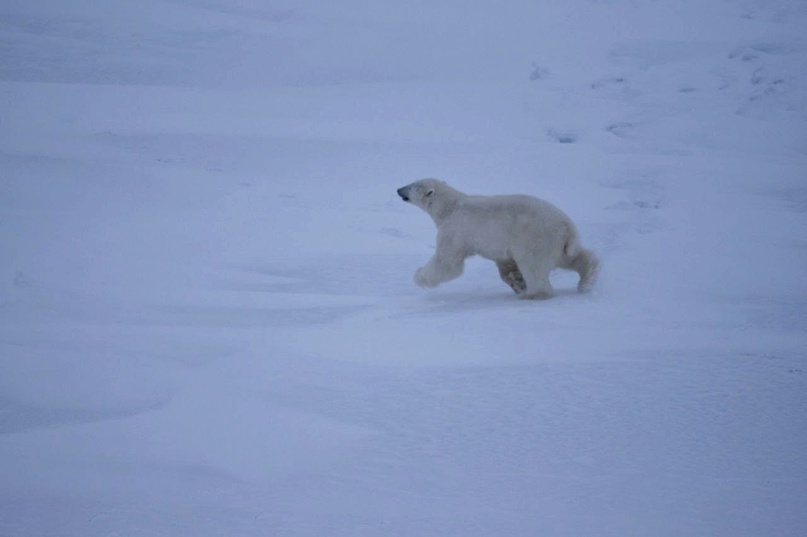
[[397, 178, 599, 299]]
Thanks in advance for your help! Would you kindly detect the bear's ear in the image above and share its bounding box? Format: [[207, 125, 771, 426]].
[[425, 188, 435, 197]]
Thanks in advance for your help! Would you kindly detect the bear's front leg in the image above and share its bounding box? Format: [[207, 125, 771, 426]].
[[414, 253, 465, 288], [414, 265, 438, 288], [414, 231, 466, 289]]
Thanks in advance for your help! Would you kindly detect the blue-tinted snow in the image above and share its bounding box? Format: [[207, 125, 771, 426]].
[[1, 1, 805, 536]]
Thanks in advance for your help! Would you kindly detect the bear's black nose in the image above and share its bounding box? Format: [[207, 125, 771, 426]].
[[397, 188, 409, 202]]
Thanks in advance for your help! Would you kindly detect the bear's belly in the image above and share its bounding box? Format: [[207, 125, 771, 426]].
[[476, 248, 507, 261], [471, 241, 511, 262], [464, 224, 514, 261]]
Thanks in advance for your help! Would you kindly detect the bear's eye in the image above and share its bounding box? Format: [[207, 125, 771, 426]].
[[425, 189, 434, 197]]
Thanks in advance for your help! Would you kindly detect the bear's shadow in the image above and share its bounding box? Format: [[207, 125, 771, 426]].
[[414, 285, 585, 313]]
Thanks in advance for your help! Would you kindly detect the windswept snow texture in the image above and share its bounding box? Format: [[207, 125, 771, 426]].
[[1, 1, 806, 536]]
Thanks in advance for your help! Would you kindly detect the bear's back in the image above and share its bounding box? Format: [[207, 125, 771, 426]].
[[460, 194, 569, 223]]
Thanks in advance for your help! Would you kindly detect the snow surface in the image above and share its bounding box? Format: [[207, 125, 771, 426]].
[[1, 0, 806, 535]]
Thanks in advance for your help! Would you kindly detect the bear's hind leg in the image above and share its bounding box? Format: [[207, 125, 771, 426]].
[[515, 254, 554, 300], [566, 248, 600, 293], [496, 259, 526, 295]]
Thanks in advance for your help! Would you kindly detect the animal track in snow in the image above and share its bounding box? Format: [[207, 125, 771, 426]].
[[546, 128, 578, 144], [727, 41, 807, 119], [605, 122, 635, 139]]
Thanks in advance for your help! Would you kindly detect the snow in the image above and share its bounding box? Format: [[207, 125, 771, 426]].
[[1, 1, 805, 535]]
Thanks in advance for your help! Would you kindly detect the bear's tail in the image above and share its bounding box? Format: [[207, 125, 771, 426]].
[[562, 224, 582, 259]]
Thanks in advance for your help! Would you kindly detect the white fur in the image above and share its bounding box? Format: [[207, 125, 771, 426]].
[[397, 179, 599, 299]]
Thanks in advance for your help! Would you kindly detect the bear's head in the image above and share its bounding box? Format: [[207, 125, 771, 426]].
[[396, 178, 445, 212]]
